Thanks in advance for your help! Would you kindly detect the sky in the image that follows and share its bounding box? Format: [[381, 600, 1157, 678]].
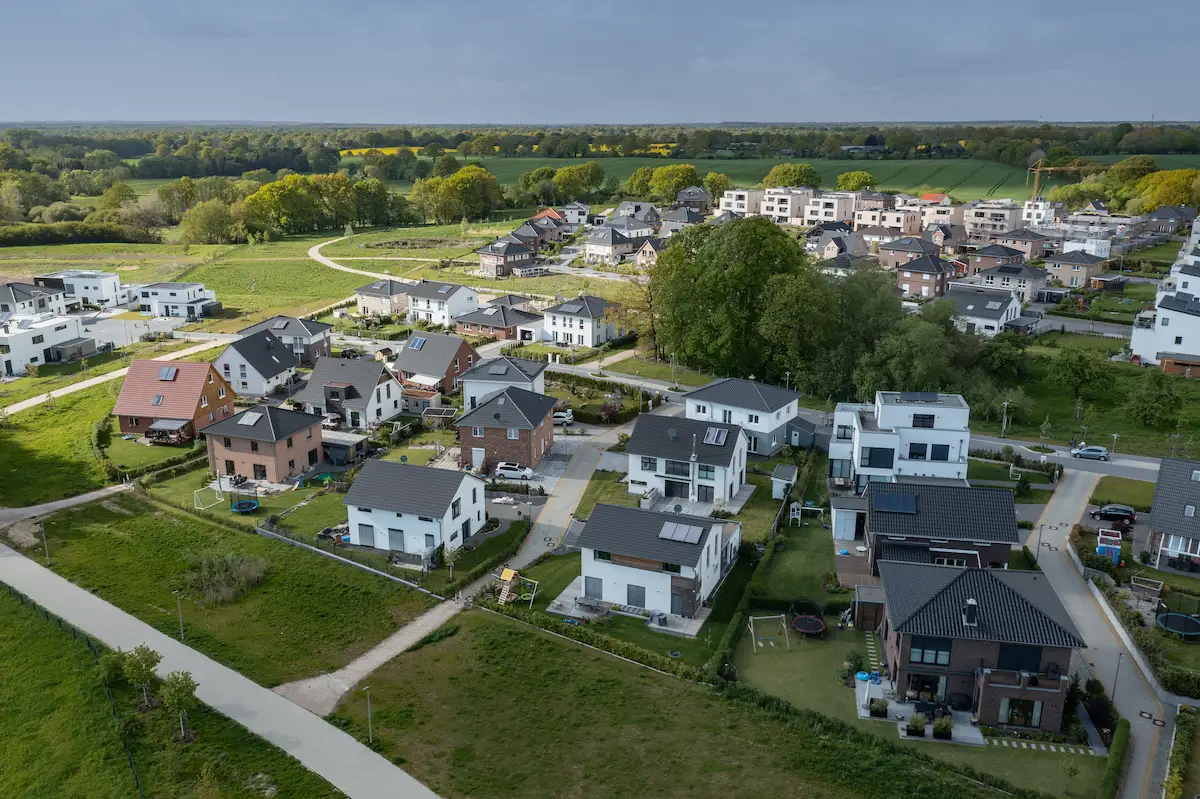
[[4, 0, 1197, 124]]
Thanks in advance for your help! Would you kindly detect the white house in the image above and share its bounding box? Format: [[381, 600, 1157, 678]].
[[355, 279, 410, 318], [290, 357, 403, 430], [0, 281, 69, 317], [718, 188, 765, 217], [238, 316, 333, 366], [963, 200, 1023, 240], [459, 355, 548, 410], [214, 330, 299, 396], [829, 391, 971, 492], [1131, 266, 1200, 366], [137, 282, 220, 319], [583, 227, 642, 265], [404, 280, 479, 327], [561, 202, 590, 229], [1064, 237, 1113, 259], [541, 295, 621, 347], [944, 285, 1022, 338], [624, 415, 747, 508], [0, 310, 95, 377], [33, 269, 131, 309], [760, 187, 817, 225], [343, 461, 486, 560], [803, 192, 858, 225], [576, 504, 742, 616], [682, 378, 800, 456]]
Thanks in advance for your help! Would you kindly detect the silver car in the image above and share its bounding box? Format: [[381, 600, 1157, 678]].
[[1071, 445, 1109, 461]]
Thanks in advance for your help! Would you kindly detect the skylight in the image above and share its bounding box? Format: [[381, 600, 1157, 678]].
[[409, 337, 426, 351], [152, 395, 164, 406], [239, 412, 263, 425], [157, 366, 178, 381], [437, 285, 453, 294], [702, 427, 728, 445]]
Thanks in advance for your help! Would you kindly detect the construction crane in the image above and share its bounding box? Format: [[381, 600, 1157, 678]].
[[1026, 158, 1085, 198]]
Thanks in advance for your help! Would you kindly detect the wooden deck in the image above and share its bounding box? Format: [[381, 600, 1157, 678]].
[[833, 539, 878, 587]]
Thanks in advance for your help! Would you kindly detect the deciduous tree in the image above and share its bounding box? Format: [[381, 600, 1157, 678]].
[[835, 170, 876, 191], [1048, 347, 1105, 403], [1126, 369, 1183, 427], [122, 645, 162, 710], [762, 163, 821, 188], [161, 670, 199, 741], [703, 172, 731, 200], [647, 164, 699, 204]]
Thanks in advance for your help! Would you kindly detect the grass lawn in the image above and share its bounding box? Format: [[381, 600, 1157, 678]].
[[520, 551, 582, 612], [329, 610, 1035, 799], [103, 435, 195, 471], [573, 469, 637, 520], [0, 590, 340, 799], [24, 495, 435, 687], [421, 521, 531, 595], [0, 340, 193, 408], [1090, 475, 1156, 510], [731, 623, 1106, 798], [382, 429, 458, 466], [1131, 241, 1183, 267], [147, 467, 322, 523], [732, 473, 785, 542], [277, 492, 348, 535], [321, 221, 517, 259], [547, 383, 641, 421], [605, 355, 715, 387], [762, 521, 837, 599], [381, 259, 631, 302], [1029, 331, 1127, 358], [967, 458, 1024, 482]]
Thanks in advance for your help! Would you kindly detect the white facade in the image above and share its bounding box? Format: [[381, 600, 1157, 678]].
[[35, 270, 130, 308], [626, 431, 748, 508], [347, 474, 486, 555], [718, 188, 765, 216], [964, 201, 1022, 240], [828, 392, 971, 491], [1063, 238, 1112, 259], [462, 372, 546, 410], [0, 286, 68, 317], [1022, 198, 1059, 227], [562, 203, 590, 228], [951, 297, 1022, 338], [1131, 255, 1200, 365], [858, 208, 922, 234], [545, 312, 617, 347], [298, 375, 403, 430], [684, 396, 798, 455], [760, 188, 816, 224], [804, 192, 857, 225], [405, 286, 479, 327], [215, 349, 296, 397], [138, 282, 218, 318], [0, 313, 92, 377]]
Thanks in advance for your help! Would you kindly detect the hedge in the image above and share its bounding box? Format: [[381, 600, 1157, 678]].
[[1044, 308, 1133, 326], [1097, 719, 1130, 799], [1166, 706, 1197, 799], [0, 221, 158, 246], [1095, 577, 1200, 698], [438, 519, 530, 596]]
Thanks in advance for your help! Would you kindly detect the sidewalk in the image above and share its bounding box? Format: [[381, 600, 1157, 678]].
[[0, 541, 437, 799], [0, 484, 131, 527]]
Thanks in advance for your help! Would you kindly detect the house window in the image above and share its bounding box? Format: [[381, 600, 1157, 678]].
[[830, 459, 852, 478], [836, 425, 853, 440], [1000, 698, 1043, 728], [357, 506, 371, 512], [695, 404, 707, 414], [507, 428, 520, 440], [1177, 337, 1184, 346], [930, 444, 950, 462], [223, 437, 231, 447], [860, 447, 894, 469], [1187, 505, 1196, 519], [593, 550, 611, 561], [452, 499, 461, 519], [747, 414, 759, 424], [250, 441, 259, 452], [641, 457, 658, 471], [218, 387, 226, 399], [908, 636, 951, 666], [698, 464, 715, 480], [152, 395, 164, 406], [1162, 317, 1170, 327], [287, 437, 293, 448], [998, 644, 1043, 672], [662, 563, 681, 574], [32, 335, 44, 345], [912, 414, 935, 429], [933, 556, 968, 567], [664, 460, 690, 477], [908, 443, 927, 460]]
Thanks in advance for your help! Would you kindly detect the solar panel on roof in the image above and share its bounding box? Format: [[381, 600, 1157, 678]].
[[682, 525, 703, 544], [409, 337, 426, 350], [157, 366, 178, 381], [985, 301, 1003, 310], [899, 391, 919, 401], [487, 364, 509, 375], [559, 302, 583, 313], [238, 412, 263, 425], [438, 285, 453, 294], [658, 522, 678, 540], [272, 319, 289, 329], [919, 392, 937, 402]]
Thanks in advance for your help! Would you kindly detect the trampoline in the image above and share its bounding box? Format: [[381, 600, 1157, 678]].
[[791, 615, 828, 636], [231, 499, 260, 514], [1156, 612, 1200, 639]]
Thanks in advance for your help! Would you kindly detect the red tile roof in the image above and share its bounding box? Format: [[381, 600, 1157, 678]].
[[113, 360, 220, 420], [921, 193, 949, 202]]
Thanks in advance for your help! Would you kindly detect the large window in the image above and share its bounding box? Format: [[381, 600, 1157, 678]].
[[930, 444, 950, 462], [997, 644, 1043, 673], [908, 443, 928, 460], [665, 460, 691, 477], [1000, 698, 1043, 728], [640, 457, 658, 472], [836, 425, 853, 440], [593, 550, 611, 562], [912, 414, 936, 428], [860, 447, 894, 469], [698, 464, 715, 480], [830, 459, 852, 479], [908, 636, 951, 666]]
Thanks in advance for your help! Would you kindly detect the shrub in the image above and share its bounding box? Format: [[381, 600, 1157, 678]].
[[1166, 706, 1197, 799], [1097, 719, 1130, 799], [186, 551, 270, 604], [906, 712, 928, 736], [868, 698, 888, 716], [0, 221, 159, 246], [933, 715, 954, 734]]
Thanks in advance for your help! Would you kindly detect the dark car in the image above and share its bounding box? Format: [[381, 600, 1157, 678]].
[[1091, 504, 1137, 524]]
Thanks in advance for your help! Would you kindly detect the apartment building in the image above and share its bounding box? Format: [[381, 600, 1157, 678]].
[[964, 200, 1023, 240], [920, 203, 965, 228], [804, 192, 857, 225], [33, 269, 132, 309], [717, 188, 765, 217], [760, 187, 817, 224], [0, 311, 95, 376]]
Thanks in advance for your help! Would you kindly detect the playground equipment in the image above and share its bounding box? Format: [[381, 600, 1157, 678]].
[[791, 615, 828, 637], [229, 482, 260, 515], [193, 482, 224, 510], [1156, 612, 1200, 639], [748, 614, 791, 653], [496, 567, 539, 609], [1131, 575, 1164, 602], [1096, 529, 1123, 565]]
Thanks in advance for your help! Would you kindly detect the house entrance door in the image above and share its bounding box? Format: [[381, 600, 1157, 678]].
[[472, 448, 486, 470], [670, 592, 683, 615]]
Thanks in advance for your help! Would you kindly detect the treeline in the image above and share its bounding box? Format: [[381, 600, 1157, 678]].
[[1046, 155, 1200, 214]]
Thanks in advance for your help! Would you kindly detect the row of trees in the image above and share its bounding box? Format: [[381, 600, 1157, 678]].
[[100, 644, 199, 742], [1048, 155, 1200, 214]]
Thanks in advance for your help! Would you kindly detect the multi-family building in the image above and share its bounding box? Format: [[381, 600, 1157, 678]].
[[718, 188, 765, 217], [137, 282, 221, 319], [404, 280, 479, 326], [963, 200, 1023, 240], [760, 187, 817, 225], [33, 269, 132, 309], [919, 203, 965, 228], [804, 192, 857, 225], [1021, 197, 1065, 228]]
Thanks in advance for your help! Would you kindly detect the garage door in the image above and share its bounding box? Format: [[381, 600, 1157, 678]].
[[664, 480, 689, 498]]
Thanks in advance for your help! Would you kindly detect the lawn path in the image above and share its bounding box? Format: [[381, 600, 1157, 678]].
[[0, 484, 130, 525]]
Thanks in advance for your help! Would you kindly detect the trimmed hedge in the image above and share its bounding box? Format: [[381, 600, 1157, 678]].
[[1045, 308, 1133, 326], [92, 417, 206, 480], [0, 221, 158, 246], [1097, 719, 1130, 799], [1166, 706, 1197, 799]]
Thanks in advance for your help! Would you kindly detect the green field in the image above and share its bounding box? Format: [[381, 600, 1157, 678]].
[[0, 590, 340, 799], [323, 221, 516, 260], [606, 354, 716, 387]]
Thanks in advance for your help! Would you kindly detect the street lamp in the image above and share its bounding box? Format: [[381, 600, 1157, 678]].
[[363, 686, 373, 744], [785, 371, 791, 391], [1112, 651, 1124, 696], [1001, 401, 1010, 438], [173, 590, 185, 641], [1110, 433, 1119, 474]]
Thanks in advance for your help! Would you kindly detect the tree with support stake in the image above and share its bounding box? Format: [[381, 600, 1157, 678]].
[[443, 545, 461, 582], [162, 670, 199, 743], [123, 645, 162, 710]]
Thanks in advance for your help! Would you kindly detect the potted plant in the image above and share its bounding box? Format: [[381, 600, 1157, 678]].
[[933, 715, 953, 741], [906, 712, 928, 738], [869, 698, 889, 718]]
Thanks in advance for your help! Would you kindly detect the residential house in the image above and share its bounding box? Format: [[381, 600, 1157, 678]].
[[1131, 281, 1200, 367], [944, 285, 1022, 337], [459, 355, 547, 410], [137, 282, 221, 319], [1042, 250, 1108, 288], [201, 405, 322, 482], [877, 236, 941, 270], [977, 262, 1049, 302], [458, 386, 557, 471], [919, 203, 965, 228], [613, 201, 661, 226], [404, 280, 479, 326], [1022, 197, 1065, 228], [487, 294, 534, 311], [476, 239, 535, 278], [820, 253, 875, 278], [718, 188, 765, 217], [635, 237, 667, 269], [856, 208, 921, 235], [965, 244, 1025, 276], [542, 295, 620, 347], [33, 269, 132, 309], [0, 281, 68, 316], [584, 227, 641, 265], [858, 226, 902, 248], [878, 560, 1083, 732], [606, 215, 656, 239], [343, 461, 486, 558], [675, 186, 713, 214], [1081, 200, 1109, 215], [1146, 205, 1197, 234], [239, 315, 333, 366], [924, 224, 970, 257], [1147, 458, 1200, 568], [453, 304, 542, 341], [896, 254, 951, 298], [508, 221, 548, 251], [1064, 237, 1114, 259], [856, 190, 890, 211], [530, 214, 566, 244], [828, 391, 971, 492], [112, 360, 233, 440], [392, 331, 479, 396], [624, 415, 748, 507], [355, 279, 410, 318], [805, 220, 854, 244], [919, 193, 952, 206], [0, 311, 95, 376], [577, 504, 742, 616], [814, 231, 869, 260], [708, 210, 737, 225], [291, 357, 403, 429], [963, 200, 1023, 240], [992, 228, 1049, 261], [660, 206, 704, 236], [761, 187, 817, 225], [559, 202, 590, 229], [215, 330, 299, 396], [803, 192, 857, 225], [683, 377, 800, 456]]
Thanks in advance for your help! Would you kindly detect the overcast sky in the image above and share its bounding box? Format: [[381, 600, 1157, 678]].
[[5, 0, 1196, 124]]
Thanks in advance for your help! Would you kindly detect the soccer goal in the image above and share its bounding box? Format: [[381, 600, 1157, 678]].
[[193, 482, 224, 510], [747, 614, 791, 653]]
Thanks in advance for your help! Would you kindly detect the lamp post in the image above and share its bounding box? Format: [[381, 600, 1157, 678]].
[[173, 590, 185, 641], [1112, 651, 1124, 696], [785, 371, 791, 391], [1111, 433, 1119, 475], [363, 686, 373, 744], [1036, 524, 1044, 562], [40, 521, 50, 566], [1001, 401, 1010, 438]]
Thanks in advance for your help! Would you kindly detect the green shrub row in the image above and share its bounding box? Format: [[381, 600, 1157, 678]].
[[501, 342, 601, 364], [1166, 706, 1197, 799], [1088, 493, 1153, 513], [1097, 719, 1131, 799], [0, 221, 159, 246], [91, 418, 206, 480], [1045, 308, 1133, 326], [1095, 576, 1200, 698], [439, 520, 530, 596]]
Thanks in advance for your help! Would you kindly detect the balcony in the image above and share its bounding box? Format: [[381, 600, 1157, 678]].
[[977, 668, 1067, 694]]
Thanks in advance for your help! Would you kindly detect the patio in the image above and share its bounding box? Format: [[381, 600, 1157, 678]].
[[650, 481, 756, 517], [833, 538, 877, 587], [855, 677, 986, 746], [546, 576, 710, 637]]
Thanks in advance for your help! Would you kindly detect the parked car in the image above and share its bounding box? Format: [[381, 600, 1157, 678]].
[[495, 462, 533, 480], [553, 409, 574, 426], [1091, 504, 1137, 524], [1071, 445, 1109, 461]]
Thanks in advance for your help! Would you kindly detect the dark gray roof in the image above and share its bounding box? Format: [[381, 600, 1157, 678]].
[[858, 225, 899, 237], [457, 386, 556, 430], [588, 227, 632, 246], [292, 357, 390, 410], [543, 295, 614, 318], [978, 263, 1048, 281], [393, 331, 472, 377], [900, 254, 951, 275], [710, 210, 738, 225], [882, 236, 940, 255], [944, 287, 1018, 320], [453, 305, 541, 329], [343, 461, 480, 518], [806, 220, 854, 238], [866, 482, 1019, 544], [201, 405, 320, 444], [683, 378, 799, 413], [1158, 291, 1200, 318], [771, 464, 798, 483], [640, 237, 668, 253], [405, 280, 474, 301], [996, 228, 1048, 241], [355, 279, 408, 298], [1151, 458, 1200, 541], [878, 562, 1084, 649], [624, 414, 743, 468], [1148, 206, 1196, 221], [459, 356, 547, 383], [224, 330, 299, 380], [240, 315, 333, 340], [0, 281, 62, 305], [488, 294, 531, 308], [477, 239, 532, 257], [816, 231, 869, 257], [676, 186, 712, 202], [577, 504, 735, 568], [1044, 250, 1106, 265], [607, 215, 655, 233], [822, 253, 874, 273], [972, 244, 1024, 259], [877, 540, 937, 565], [662, 207, 704, 224]]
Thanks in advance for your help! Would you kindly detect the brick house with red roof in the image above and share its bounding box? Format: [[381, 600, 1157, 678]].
[[112, 360, 233, 441]]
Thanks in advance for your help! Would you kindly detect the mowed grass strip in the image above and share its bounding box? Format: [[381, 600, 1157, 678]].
[[0, 591, 343, 799], [32, 495, 436, 687]]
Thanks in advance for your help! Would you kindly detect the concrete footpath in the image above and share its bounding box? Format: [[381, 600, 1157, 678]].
[[0, 542, 438, 799]]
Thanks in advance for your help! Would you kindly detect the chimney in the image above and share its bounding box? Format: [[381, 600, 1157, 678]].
[[962, 598, 978, 627]]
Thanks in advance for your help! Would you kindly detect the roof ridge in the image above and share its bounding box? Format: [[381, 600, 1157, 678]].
[[987, 570, 1082, 646], [890, 564, 963, 627]]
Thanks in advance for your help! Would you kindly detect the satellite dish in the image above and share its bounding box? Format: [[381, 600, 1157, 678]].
[[400, 455, 408, 464], [674, 504, 683, 514]]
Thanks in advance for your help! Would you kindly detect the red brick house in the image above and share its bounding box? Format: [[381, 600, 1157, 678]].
[[878, 236, 941, 270], [392, 331, 479, 395], [895, 254, 951, 298], [454, 305, 543, 340], [991, 228, 1049, 261], [112, 360, 234, 441], [457, 386, 556, 472], [201, 405, 323, 483], [965, 244, 1025, 276]]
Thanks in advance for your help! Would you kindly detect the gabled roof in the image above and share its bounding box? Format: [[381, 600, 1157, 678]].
[[624, 414, 744, 468], [866, 481, 1019, 544], [457, 386, 556, 430], [924, 223, 968, 242], [459, 355, 547, 383], [578, 504, 735, 568], [562, 201, 590, 211], [683, 378, 799, 413], [920, 193, 949, 203], [639, 237, 668, 254], [996, 227, 1048, 242], [223, 330, 300, 380], [239, 315, 333, 340], [881, 236, 940, 255], [405, 280, 474, 301], [878, 562, 1084, 649], [488, 294, 530, 307], [900, 254, 951, 275], [477, 239, 533, 257], [291, 357, 392, 410], [817, 231, 869, 257], [858, 225, 900, 237], [662, 206, 704, 224], [1151, 458, 1200, 541], [543, 295, 614, 318], [978, 262, 1048, 281], [709, 210, 738, 225], [806, 220, 854, 238], [944, 286, 1019, 320], [343, 461, 481, 518], [587, 227, 632, 247], [393, 331, 473, 378], [454, 305, 542, 329], [201, 404, 320, 443], [1149, 205, 1197, 221], [0, 281, 63, 305], [607, 215, 655, 234], [355, 279, 409, 298], [113, 360, 221, 420], [1043, 250, 1107, 265], [971, 244, 1025, 259], [676, 186, 713, 202], [822, 253, 874, 273]]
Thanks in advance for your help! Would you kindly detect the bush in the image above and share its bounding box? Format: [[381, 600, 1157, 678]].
[[186, 551, 270, 604], [933, 715, 954, 734], [868, 698, 889, 717], [906, 712, 928, 736], [0, 221, 159, 246], [1097, 719, 1130, 799]]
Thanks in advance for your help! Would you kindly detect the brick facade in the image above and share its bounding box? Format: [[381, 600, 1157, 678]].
[[455, 320, 517, 340], [458, 413, 554, 471], [117, 369, 234, 437], [206, 421, 323, 483]]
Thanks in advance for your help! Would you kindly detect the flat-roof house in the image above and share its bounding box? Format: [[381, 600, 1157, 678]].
[[542, 295, 621, 347], [404, 280, 479, 327], [201, 405, 322, 483], [391, 331, 479, 396], [291, 357, 402, 430], [459, 356, 547, 410], [238, 315, 333, 366], [577, 504, 742, 617], [138, 282, 221, 320], [458, 386, 557, 472], [355, 279, 410, 318], [625, 415, 748, 510], [33, 269, 131, 309], [683, 378, 800, 456], [215, 329, 300, 396], [112, 360, 233, 441], [558, 202, 590, 229], [453, 304, 542, 341]]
